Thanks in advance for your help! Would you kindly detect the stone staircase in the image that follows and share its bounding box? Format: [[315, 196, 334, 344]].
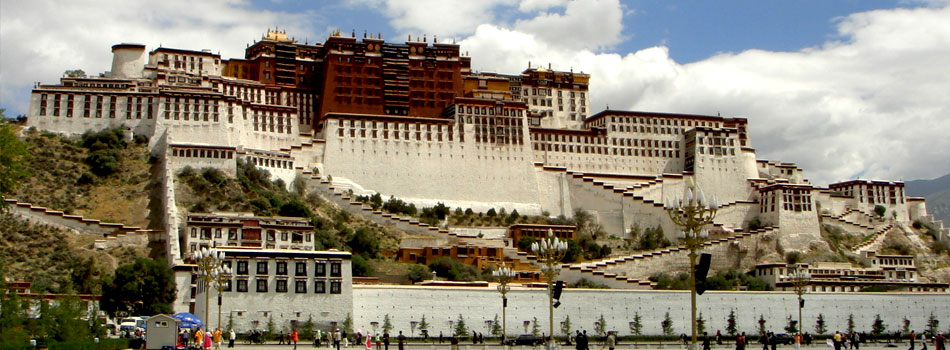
[[556, 226, 780, 289], [2, 197, 161, 248], [851, 223, 895, 254]]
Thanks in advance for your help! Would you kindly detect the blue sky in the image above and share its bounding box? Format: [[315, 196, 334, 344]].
[[1, 0, 948, 185]]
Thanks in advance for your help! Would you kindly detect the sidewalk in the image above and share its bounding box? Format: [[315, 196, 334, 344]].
[[215, 342, 911, 350]]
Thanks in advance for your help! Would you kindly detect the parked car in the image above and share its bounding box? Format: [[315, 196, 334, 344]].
[[772, 333, 795, 345], [505, 334, 543, 346]]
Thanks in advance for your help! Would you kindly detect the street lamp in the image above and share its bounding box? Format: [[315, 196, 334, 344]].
[[664, 185, 718, 350], [789, 265, 811, 335], [192, 247, 230, 330], [492, 263, 515, 344], [531, 229, 568, 350]]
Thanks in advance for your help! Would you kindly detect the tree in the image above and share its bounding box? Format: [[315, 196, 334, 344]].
[[407, 265, 433, 283], [492, 314, 502, 337], [562, 315, 573, 337], [454, 314, 468, 338], [595, 314, 607, 336], [383, 314, 393, 334], [815, 314, 827, 335], [874, 205, 887, 218], [44, 296, 92, 342], [847, 314, 855, 334], [228, 314, 235, 333], [348, 227, 380, 258], [303, 315, 316, 340], [267, 315, 277, 339], [532, 317, 541, 336], [1, 285, 31, 346], [0, 113, 29, 210], [100, 258, 176, 317], [785, 315, 798, 334], [872, 314, 886, 337], [758, 315, 767, 335], [630, 312, 643, 337], [902, 318, 911, 335], [697, 312, 706, 335], [418, 315, 429, 335], [351, 254, 373, 277], [343, 313, 354, 334], [726, 310, 738, 336], [661, 312, 674, 336], [927, 313, 939, 336]]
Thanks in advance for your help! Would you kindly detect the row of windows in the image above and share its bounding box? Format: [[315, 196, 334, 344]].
[[533, 142, 680, 158], [609, 116, 722, 128], [190, 227, 311, 243], [249, 156, 293, 169], [172, 148, 234, 159], [227, 260, 343, 278], [229, 279, 342, 294], [38, 93, 154, 120]]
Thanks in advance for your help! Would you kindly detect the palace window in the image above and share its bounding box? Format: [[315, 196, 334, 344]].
[[330, 262, 342, 277], [330, 281, 342, 294], [257, 261, 268, 275], [295, 262, 307, 276], [315, 281, 326, 294], [236, 279, 248, 292], [256, 279, 268, 293], [237, 261, 248, 275], [295, 280, 307, 293], [276, 279, 287, 293], [276, 262, 287, 275]]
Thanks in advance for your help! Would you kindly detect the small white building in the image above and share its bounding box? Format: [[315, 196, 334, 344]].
[[187, 248, 353, 333], [145, 314, 180, 350]]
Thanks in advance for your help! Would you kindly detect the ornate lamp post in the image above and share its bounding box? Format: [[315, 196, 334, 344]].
[[665, 185, 718, 350], [192, 247, 229, 330], [789, 265, 811, 334], [531, 229, 568, 350], [492, 263, 515, 344]]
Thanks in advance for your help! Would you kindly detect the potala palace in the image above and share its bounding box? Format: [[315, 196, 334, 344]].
[[18, 30, 950, 331]]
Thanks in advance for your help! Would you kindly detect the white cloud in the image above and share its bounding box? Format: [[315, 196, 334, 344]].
[[0, 0, 317, 116], [460, 5, 950, 185], [351, 0, 517, 39], [518, 0, 569, 13], [513, 0, 624, 50]]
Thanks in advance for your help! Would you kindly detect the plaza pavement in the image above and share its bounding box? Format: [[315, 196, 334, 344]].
[[213, 342, 916, 350]]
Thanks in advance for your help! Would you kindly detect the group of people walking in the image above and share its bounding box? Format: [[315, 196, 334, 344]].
[[180, 327, 235, 350]]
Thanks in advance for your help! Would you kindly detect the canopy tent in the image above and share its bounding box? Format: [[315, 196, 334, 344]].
[[171, 312, 204, 329]]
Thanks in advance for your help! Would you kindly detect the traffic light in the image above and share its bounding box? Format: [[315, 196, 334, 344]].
[[503, 297, 507, 308], [553, 280, 564, 300], [695, 253, 712, 295], [800, 299, 805, 308]]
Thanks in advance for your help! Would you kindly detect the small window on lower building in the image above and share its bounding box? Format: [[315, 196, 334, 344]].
[[315, 281, 326, 294], [256, 279, 268, 293], [295, 280, 307, 293], [237, 280, 248, 292], [330, 281, 341, 294], [276, 280, 287, 293]]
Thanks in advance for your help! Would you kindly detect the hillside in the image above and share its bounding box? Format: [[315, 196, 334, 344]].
[[12, 127, 153, 227], [905, 172, 950, 226]]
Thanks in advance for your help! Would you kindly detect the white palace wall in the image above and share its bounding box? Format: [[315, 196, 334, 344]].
[[353, 286, 950, 338], [322, 117, 544, 215]]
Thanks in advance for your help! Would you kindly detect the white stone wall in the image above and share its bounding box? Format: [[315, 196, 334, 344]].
[[354, 286, 950, 337], [194, 257, 353, 332], [322, 118, 543, 216]]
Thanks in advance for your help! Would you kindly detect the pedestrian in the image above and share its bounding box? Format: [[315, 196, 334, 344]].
[[335, 329, 342, 350], [196, 328, 205, 348], [684, 334, 690, 347], [294, 329, 300, 350], [834, 331, 843, 350], [204, 328, 213, 350], [365, 333, 372, 350], [397, 331, 406, 350], [343, 330, 349, 348], [717, 330, 723, 346], [794, 333, 801, 350], [450, 334, 459, 350], [910, 331, 917, 350], [473, 330, 478, 345], [770, 332, 777, 350], [804, 333, 812, 346], [934, 332, 945, 350], [604, 332, 616, 350], [375, 333, 381, 350], [761, 332, 770, 350], [229, 329, 236, 349], [213, 328, 223, 350], [576, 331, 584, 350], [852, 332, 860, 350], [440, 331, 444, 344], [582, 330, 590, 350], [316, 330, 322, 348], [737, 332, 746, 350], [383, 331, 390, 350], [703, 332, 711, 350]]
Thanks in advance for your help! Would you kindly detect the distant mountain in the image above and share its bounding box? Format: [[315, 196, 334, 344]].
[[905, 173, 950, 225]]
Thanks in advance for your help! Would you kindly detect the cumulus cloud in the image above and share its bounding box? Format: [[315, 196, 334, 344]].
[[460, 5, 950, 185], [513, 0, 624, 50], [351, 0, 517, 39], [0, 0, 317, 116]]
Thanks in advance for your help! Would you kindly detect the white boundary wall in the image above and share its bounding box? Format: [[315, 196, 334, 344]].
[[353, 286, 950, 337]]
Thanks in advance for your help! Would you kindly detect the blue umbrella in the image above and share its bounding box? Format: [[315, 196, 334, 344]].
[[172, 312, 205, 329]]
